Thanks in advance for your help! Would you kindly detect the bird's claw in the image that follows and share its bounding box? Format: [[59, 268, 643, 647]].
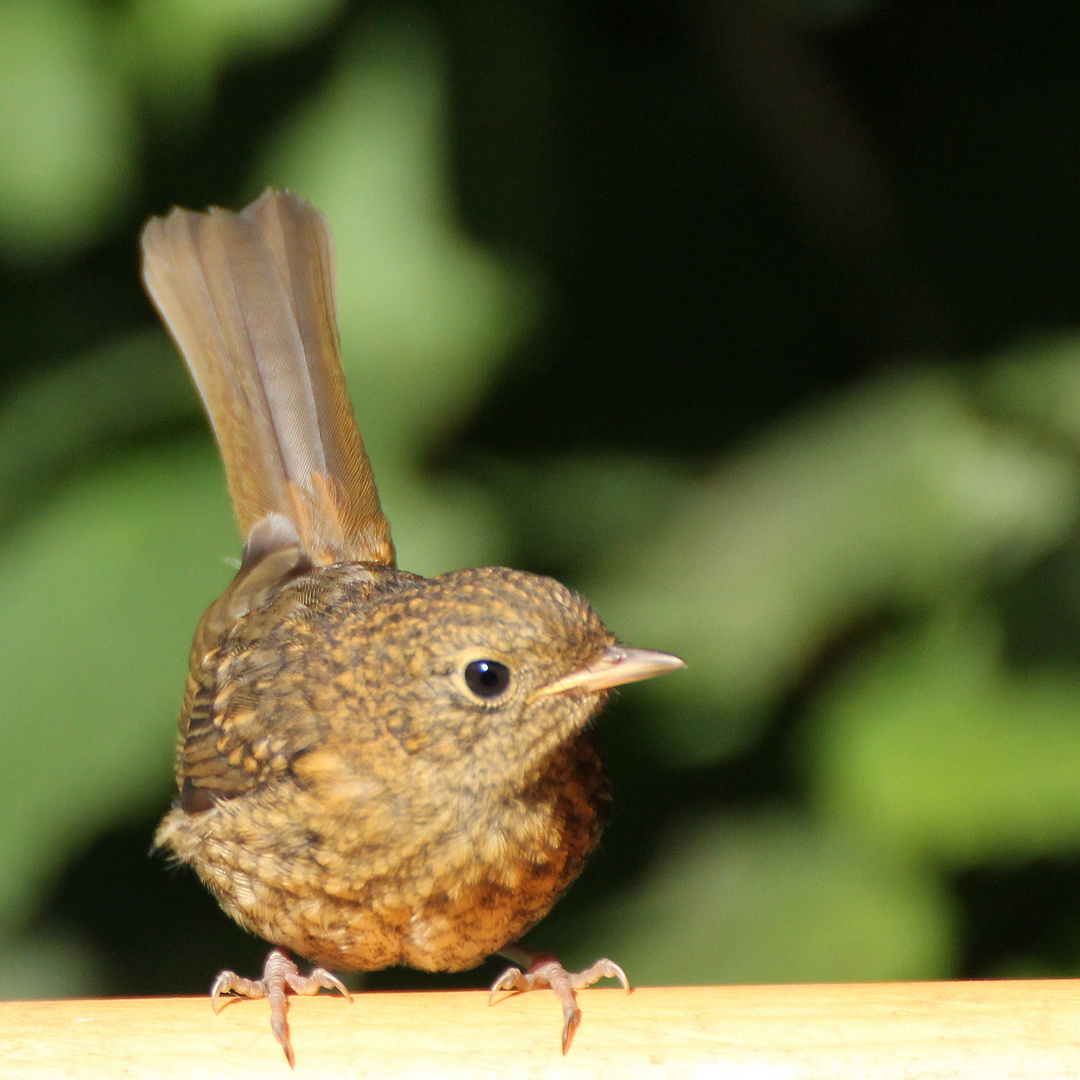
[[209, 948, 350, 1067], [489, 952, 629, 1053]]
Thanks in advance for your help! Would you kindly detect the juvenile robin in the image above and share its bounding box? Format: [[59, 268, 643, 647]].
[[141, 189, 684, 1065]]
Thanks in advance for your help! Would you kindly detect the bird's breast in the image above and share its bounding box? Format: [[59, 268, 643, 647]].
[[158, 732, 607, 972]]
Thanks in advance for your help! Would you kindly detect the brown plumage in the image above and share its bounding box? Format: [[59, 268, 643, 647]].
[[141, 189, 684, 1066]]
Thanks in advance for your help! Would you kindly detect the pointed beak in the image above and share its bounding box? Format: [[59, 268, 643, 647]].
[[534, 646, 686, 698]]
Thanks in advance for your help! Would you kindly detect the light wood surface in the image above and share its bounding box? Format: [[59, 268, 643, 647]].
[[1, 980, 1078, 1078]]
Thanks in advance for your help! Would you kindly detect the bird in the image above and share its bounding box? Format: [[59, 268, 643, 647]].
[[140, 188, 684, 1066]]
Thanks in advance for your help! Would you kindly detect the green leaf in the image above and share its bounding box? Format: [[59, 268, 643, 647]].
[[592, 369, 1080, 764], [0, 0, 135, 260], [0, 439, 233, 932], [554, 812, 953, 985], [811, 610, 1080, 860]]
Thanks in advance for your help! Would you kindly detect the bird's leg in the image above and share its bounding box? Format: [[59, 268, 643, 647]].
[[211, 947, 351, 1067], [489, 944, 630, 1053]]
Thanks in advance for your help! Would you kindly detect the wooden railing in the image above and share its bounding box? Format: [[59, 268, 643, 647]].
[[1, 980, 1078, 1077]]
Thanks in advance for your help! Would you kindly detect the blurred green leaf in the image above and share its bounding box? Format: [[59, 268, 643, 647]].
[[0, 439, 233, 933], [481, 454, 688, 574], [556, 812, 953, 984], [0, 330, 195, 524], [0, 0, 135, 260], [368, 464, 511, 579], [126, 0, 346, 118], [0, 928, 104, 1000], [592, 369, 1080, 764], [258, 12, 540, 458], [810, 610, 1080, 861], [982, 334, 1080, 446]]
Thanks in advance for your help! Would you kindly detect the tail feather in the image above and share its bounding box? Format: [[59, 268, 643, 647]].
[[141, 189, 395, 567]]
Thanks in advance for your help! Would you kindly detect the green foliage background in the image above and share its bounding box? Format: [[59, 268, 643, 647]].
[[2, 0, 1080, 998]]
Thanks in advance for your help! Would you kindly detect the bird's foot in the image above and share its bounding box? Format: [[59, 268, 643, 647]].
[[489, 946, 629, 1053], [211, 947, 351, 1067]]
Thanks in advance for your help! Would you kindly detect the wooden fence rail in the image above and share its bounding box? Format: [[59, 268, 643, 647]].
[[1, 980, 1078, 1078]]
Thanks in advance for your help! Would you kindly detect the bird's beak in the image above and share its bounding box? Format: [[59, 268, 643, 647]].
[[534, 646, 685, 698]]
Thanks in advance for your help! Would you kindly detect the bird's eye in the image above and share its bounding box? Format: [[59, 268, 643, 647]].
[[463, 659, 511, 698]]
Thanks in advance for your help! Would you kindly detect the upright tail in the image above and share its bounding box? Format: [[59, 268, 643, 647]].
[[140, 189, 395, 568]]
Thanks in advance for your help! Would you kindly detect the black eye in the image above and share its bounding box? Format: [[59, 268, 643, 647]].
[[464, 659, 511, 698]]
